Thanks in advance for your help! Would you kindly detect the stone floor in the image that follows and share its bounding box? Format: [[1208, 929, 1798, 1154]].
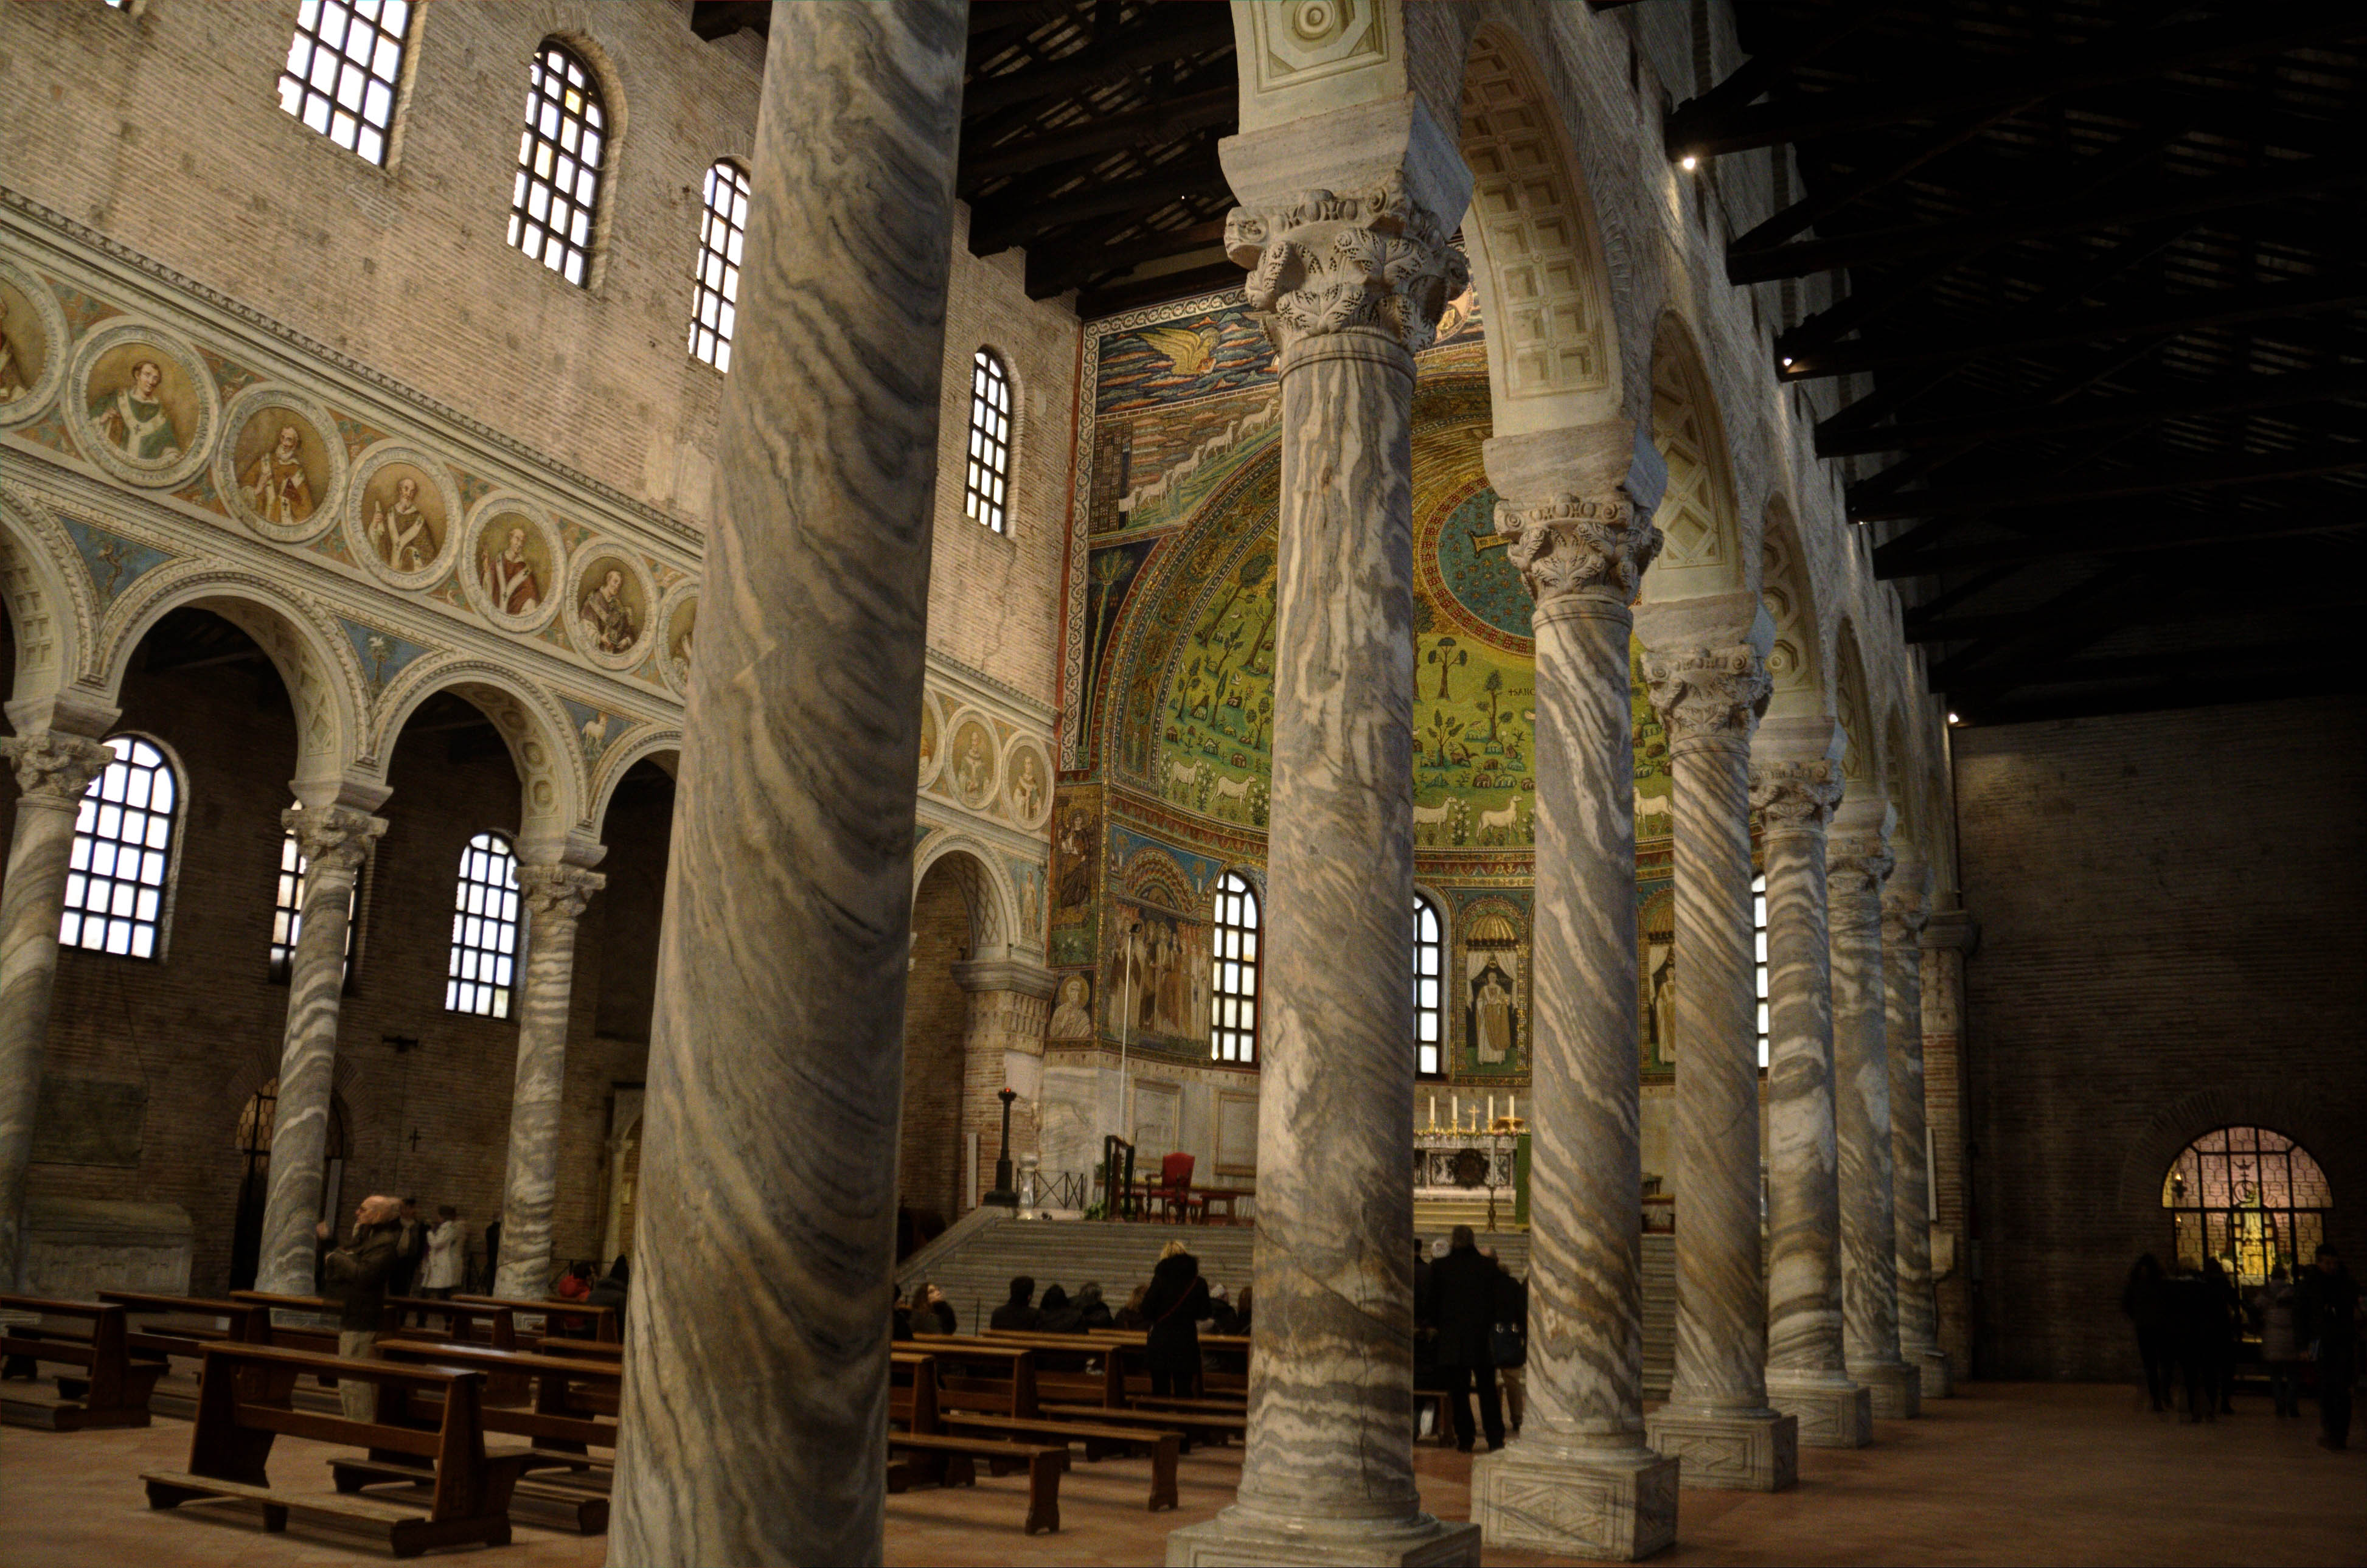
[[2, 1384, 2358, 1566]]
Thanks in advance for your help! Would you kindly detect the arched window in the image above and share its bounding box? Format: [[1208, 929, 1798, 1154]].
[[1753, 871, 1769, 1070], [687, 159, 749, 370], [509, 39, 608, 286], [1210, 872, 1260, 1065], [964, 348, 1013, 534], [269, 811, 359, 985], [446, 832, 521, 1018], [62, 737, 177, 959], [2163, 1127, 2331, 1286], [276, 0, 412, 165], [1414, 894, 1444, 1078]]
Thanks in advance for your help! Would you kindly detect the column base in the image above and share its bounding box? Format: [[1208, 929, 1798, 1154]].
[[1765, 1375, 1873, 1448], [1167, 1508, 1480, 1567], [1642, 1407, 1798, 1491], [1848, 1359, 1922, 1419], [1917, 1348, 1953, 1399], [1470, 1441, 1679, 1561]]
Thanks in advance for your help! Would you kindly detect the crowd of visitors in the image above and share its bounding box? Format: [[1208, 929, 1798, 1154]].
[[1416, 1226, 1527, 1452], [2122, 1242, 2358, 1449]]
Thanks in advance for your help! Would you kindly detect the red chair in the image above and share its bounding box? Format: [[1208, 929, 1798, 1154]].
[[1145, 1153, 1204, 1224]]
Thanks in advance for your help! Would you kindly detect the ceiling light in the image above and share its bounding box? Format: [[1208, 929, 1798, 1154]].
[[1680, 154, 1700, 172], [1947, 712, 1962, 726], [1780, 356, 1793, 368]]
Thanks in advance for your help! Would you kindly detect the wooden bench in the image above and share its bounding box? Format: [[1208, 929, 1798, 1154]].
[[385, 1298, 518, 1349], [968, 1330, 1125, 1407], [0, 1296, 165, 1429], [911, 1337, 1039, 1419], [370, 1341, 620, 1533], [452, 1292, 619, 1344], [99, 1290, 271, 1361], [890, 1350, 942, 1434], [1041, 1400, 1246, 1447], [886, 1431, 1063, 1535], [939, 1412, 1181, 1511], [141, 1341, 528, 1556]]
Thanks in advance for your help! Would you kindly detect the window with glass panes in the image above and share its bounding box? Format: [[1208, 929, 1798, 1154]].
[[446, 832, 521, 1018], [276, 1, 411, 167], [964, 349, 1013, 533], [1211, 872, 1260, 1064], [687, 159, 749, 370], [1753, 871, 1770, 1069], [270, 816, 358, 985], [508, 40, 608, 286], [1414, 895, 1445, 1078], [61, 737, 176, 959]]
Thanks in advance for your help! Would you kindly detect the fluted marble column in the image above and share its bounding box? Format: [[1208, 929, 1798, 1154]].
[[255, 803, 385, 1296], [0, 731, 114, 1288], [492, 861, 605, 1299], [1829, 799, 1917, 1418], [1883, 851, 1945, 1398], [1636, 598, 1796, 1492], [607, 6, 964, 1564], [1750, 719, 1871, 1449], [1168, 102, 1476, 1568], [1467, 422, 1680, 1563]]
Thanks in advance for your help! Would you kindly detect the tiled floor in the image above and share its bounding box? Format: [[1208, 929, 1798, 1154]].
[[2, 1383, 2358, 1566]]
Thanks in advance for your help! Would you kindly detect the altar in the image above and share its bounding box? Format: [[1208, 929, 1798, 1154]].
[[1413, 1109, 1529, 1231]]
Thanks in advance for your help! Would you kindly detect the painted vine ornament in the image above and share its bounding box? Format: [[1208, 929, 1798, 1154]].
[[1225, 172, 1470, 355], [1750, 758, 1845, 830], [1500, 494, 1664, 606], [1646, 645, 1773, 752], [2, 733, 113, 802]]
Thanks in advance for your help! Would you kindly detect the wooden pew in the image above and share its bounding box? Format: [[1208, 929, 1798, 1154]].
[[911, 1337, 1039, 1419], [890, 1350, 942, 1434], [1040, 1400, 1246, 1448], [363, 1340, 617, 1534], [141, 1341, 527, 1556], [98, 1290, 271, 1361], [0, 1296, 165, 1430], [451, 1292, 619, 1344], [384, 1297, 518, 1350], [886, 1431, 1064, 1535], [964, 1330, 1124, 1407], [913, 1337, 1183, 1508]]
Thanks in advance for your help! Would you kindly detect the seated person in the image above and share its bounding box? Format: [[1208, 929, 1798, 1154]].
[[990, 1275, 1042, 1332]]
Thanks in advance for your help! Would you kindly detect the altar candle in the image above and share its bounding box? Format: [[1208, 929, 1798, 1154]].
[[1428, 1095, 1437, 1131], [1451, 1093, 1459, 1128], [1510, 1094, 1517, 1123], [1489, 1095, 1496, 1126]]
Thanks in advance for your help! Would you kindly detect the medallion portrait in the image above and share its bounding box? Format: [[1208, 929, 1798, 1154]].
[[0, 280, 47, 409], [664, 595, 698, 690], [1004, 739, 1051, 827], [948, 718, 997, 807], [83, 339, 207, 475], [361, 461, 445, 574], [224, 400, 339, 539], [478, 513, 554, 621], [575, 553, 647, 659]]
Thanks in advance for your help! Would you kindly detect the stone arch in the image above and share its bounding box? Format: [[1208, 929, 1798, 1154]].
[[1456, 26, 1624, 439], [0, 489, 92, 707], [99, 566, 364, 793], [590, 732, 681, 830], [1833, 616, 1880, 796], [912, 835, 1017, 960], [366, 658, 582, 845], [1758, 491, 1827, 718], [2116, 1086, 2357, 1216], [1641, 311, 1747, 602]]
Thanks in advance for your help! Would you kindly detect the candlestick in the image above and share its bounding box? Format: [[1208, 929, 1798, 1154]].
[[1489, 1094, 1496, 1126], [1451, 1093, 1458, 1130]]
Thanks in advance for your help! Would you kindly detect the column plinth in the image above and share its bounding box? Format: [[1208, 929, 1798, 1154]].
[[1168, 130, 1478, 1568], [255, 804, 385, 1296], [0, 732, 115, 1288], [1635, 605, 1795, 1492], [1465, 434, 1678, 1561], [1883, 856, 1946, 1399], [493, 862, 605, 1299]]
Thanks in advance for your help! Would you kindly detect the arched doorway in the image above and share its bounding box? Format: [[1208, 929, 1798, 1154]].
[[2161, 1126, 2331, 1286], [898, 857, 976, 1251], [229, 1079, 349, 1290]]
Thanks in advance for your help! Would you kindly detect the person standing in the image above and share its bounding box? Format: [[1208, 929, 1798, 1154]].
[[2253, 1264, 2302, 1419], [316, 1194, 405, 1421], [1422, 1225, 1506, 1452], [1140, 1240, 1212, 1398], [2199, 1257, 2240, 1414], [2301, 1243, 2358, 1451], [420, 1205, 465, 1300], [2122, 1254, 2172, 1412]]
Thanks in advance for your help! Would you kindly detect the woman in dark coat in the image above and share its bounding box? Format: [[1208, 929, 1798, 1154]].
[[1039, 1284, 1084, 1334], [1073, 1282, 1116, 1331], [1139, 1241, 1213, 1396]]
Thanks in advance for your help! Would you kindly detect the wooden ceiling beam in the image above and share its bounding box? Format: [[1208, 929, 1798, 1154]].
[[1821, 364, 2367, 457], [1027, 217, 1229, 298], [1849, 443, 2367, 522], [961, 85, 1236, 182], [961, 7, 1233, 120], [971, 156, 1232, 255], [1873, 509, 2361, 577]]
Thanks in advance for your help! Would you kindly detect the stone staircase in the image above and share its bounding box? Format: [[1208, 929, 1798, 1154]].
[[895, 1212, 1673, 1398]]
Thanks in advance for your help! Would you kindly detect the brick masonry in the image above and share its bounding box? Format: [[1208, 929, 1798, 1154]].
[[1952, 695, 2367, 1379]]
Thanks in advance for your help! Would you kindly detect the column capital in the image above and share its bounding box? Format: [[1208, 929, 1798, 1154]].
[[2, 732, 114, 807], [1827, 814, 1895, 898], [1880, 891, 1928, 946], [1225, 171, 1469, 360], [952, 956, 1059, 1000], [518, 862, 605, 923], [281, 803, 386, 881], [1921, 906, 1979, 955], [1501, 494, 1663, 610], [1635, 595, 1775, 755], [1751, 756, 1844, 831]]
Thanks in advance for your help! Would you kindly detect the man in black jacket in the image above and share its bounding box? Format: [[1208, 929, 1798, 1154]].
[[316, 1194, 405, 1421], [1422, 1226, 1506, 1452], [2302, 1243, 2359, 1451], [991, 1275, 1042, 1332]]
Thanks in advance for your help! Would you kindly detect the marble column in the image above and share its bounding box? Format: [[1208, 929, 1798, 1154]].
[[606, 5, 964, 1564], [492, 861, 605, 1300], [1920, 903, 1977, 1381], [1168, 99, 1477, 1568], [1883, 851, 1947, 1398], [1750, 719, 1871, 1449], [0, 731, 114, 1288], [1636, 598, 1796, 1492], [1828, 799, 1917, 1418], [1467, 421, 1680, 1561], [953, 957, 1057, 1208], [255, 803, 386, 1297]]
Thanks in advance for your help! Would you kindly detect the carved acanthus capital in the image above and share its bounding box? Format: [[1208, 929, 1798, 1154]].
[[1500, 494, 1663, 608], [1226, 173, 1469, 355], [1645, 644, 1771, 754], [1750, 757, 1844, 831], [1881, 888, 1929, 948], [2, 732, 114, 806], [1827, 834, 1895, 902], [518, 864, 606, 924], [282, 805, 386, 884]]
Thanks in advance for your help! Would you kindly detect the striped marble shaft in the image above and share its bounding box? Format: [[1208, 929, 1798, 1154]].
[[255, 805, 384, 1296], [1883, 869, 1936, 1365], [1234, 324, 1426, 1526], [1643, 638, 1772, 1417], [0, 733, 113, 1288], [1503, 491, 1662, 1456], [606, 5, 964, 1564], [1827, 815, 1903, 1378], [492, 864, 604, 1300], [1751, 760, 1847, 1380]]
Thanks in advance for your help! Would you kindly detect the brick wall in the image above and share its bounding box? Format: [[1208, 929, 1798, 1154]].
[[898, 863, 972, 1226], [1953, 695, 2367, 1379], [0, 611, 664, 1295]]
